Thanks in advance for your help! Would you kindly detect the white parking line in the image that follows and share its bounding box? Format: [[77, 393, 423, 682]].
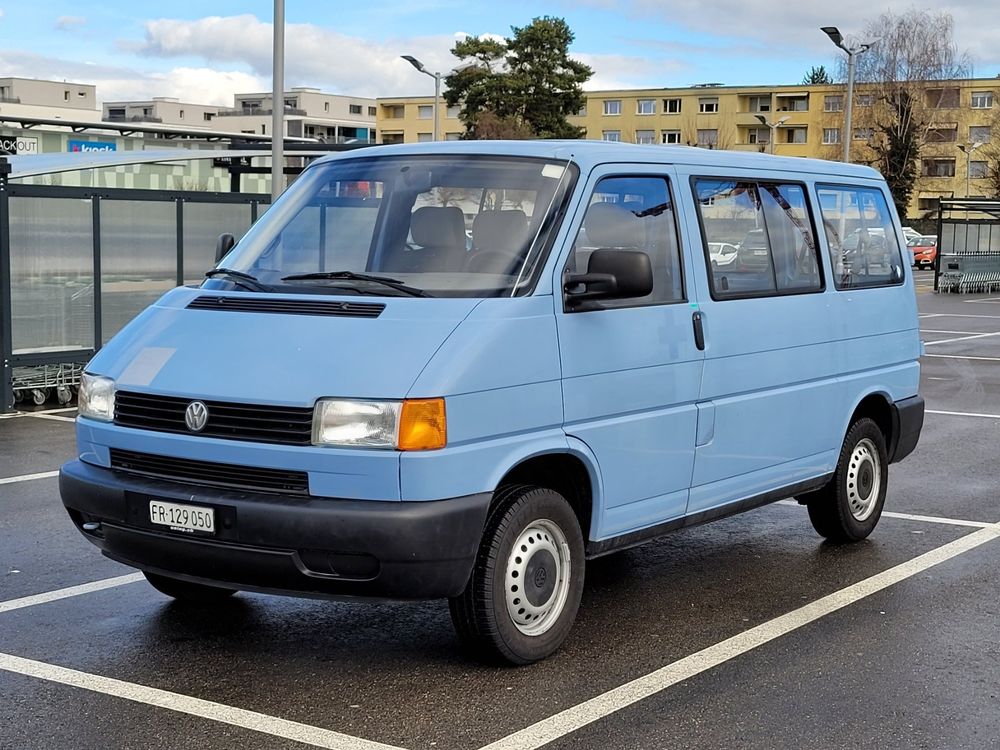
[[925, 353, 1000, 362], [0, 470, 59, 486], [966, 297, 1000, 304], [925, 313, 1000, 319], [0, 574, 144, 615], [24, 413, 75, 423], [0, 652, 406, 750], [920, 329, 993, 335], [0, 407, 78, 420], [479, 525, 1000, 750], [928, 408, 1000, 420], [923, 331, 1000, 346], [774, 500, 994, 529]]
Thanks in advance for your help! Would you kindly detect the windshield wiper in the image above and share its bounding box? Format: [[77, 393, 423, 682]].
[[204, 268, 274, 292], [280, 271, 432, 297]]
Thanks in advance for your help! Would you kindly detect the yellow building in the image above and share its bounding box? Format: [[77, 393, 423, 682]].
[[376, 77, 999, 219]]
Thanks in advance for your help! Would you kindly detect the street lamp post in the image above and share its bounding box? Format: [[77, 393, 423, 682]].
[[271, 0, 284, 202], [821, 26, 877, 163], [402, 55, 441, 141], [754, 114, 790, 154], [957, 142, 984, 198]]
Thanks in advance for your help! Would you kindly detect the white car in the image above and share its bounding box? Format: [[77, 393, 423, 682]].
[[708, 242, 739, 267]]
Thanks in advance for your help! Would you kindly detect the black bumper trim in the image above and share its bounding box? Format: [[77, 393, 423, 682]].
[[889, 395, 924, 464], [60, 459, 490, 600]]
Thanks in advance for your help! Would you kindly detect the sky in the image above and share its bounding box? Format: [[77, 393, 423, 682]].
[[0, 1, 998, 106]]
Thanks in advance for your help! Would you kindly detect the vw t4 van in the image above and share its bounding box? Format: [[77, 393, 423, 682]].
[[61, 141, 923, 664]]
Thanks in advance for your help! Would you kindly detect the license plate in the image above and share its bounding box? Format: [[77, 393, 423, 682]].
[[149, 499, 215, 535]]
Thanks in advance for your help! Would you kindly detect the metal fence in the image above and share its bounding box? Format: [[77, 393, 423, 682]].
[[0, 166, 270, 411], [933, 198, 1000, 293]]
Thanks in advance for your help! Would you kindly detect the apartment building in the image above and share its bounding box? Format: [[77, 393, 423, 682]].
[[103, 98, 220, 128], [217, 88, 377, 142], [376, 76, 1000, 218]]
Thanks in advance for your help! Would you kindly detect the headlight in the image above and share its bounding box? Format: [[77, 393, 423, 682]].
[[312, 398, 446, 450], [78, 373, 116, 422]]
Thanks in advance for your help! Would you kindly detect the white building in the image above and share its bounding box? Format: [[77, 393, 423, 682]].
[[215, 87, 377, 142]]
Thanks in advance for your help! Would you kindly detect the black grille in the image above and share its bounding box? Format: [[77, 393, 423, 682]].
[[187, 295, 385, 318], [109, 448, 309, 495], [115, 391, 313, 446]]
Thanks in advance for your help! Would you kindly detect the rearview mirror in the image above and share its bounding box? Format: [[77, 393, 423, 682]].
[[564, 249, 653, 307], [215, 233, 236, 263]]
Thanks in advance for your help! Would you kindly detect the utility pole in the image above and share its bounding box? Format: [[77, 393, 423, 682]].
[[271, 0, 285, 202]]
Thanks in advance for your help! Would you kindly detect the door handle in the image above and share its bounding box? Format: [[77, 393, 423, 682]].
[[692, 311, 705, 351]]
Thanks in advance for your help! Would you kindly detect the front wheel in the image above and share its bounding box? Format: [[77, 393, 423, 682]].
[[143, 571, 238, 603], [449, 485, 585, 665], [803, 417, 888, 543]]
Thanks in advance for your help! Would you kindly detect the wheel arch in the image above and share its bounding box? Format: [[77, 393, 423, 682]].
[[845, 390, 896, 458]]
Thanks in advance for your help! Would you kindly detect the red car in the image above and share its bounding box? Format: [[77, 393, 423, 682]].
[[908, 236, 938, 269]]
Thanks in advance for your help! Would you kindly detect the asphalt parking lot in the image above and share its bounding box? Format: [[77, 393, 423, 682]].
[[2, 268, 1000, 750]]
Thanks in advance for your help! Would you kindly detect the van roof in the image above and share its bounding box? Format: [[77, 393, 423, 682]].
[[315, 139, 882, 180]]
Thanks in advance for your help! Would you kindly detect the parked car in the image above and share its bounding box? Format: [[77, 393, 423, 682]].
[[901, 226, 922, 242], [908, 235, 938, 269], [61, 141, 923, 665], [708, 242, 739, 268]]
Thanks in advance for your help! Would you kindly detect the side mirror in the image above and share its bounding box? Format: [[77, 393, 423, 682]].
[[564, 249, 653, 307], [215, 233, 236, 263]]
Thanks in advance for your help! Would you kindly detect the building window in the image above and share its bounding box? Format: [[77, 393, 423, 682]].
[[445, 133, 462, 141], [922, 158, 956, 177], [635, 129, 655, 144], [107, 108, 125, 118], [747, 127, 770, 145], [971, 91, 994, 109], [786, 127, 807, 144], [204, 113, 214, 122], [324, 102, 330, 112], [663, 98, 681, 114], [970, 161, 988, 179], [970, 125, 991, 143], [926, 127, 958, 143], [417, 132, 433, 142], [823, 128, 841, 145], [446, 105, 460, 118], [824, 95, 844, 112], [381, 133, 404, 145], [853, 127, 873, 140], [241, 100, 261, 110], [777, 96, 809, 112], [856, 94, 874, 107], [284, 98, 297, 109], [661, 130, 682, 144], [602, 130, 621, 142], [699, 97, 719, 114], [577, 105, 587, 116], [918, 197, 941, 211], [64, 90, 70, 101], [927, 88, 960, 108], [417, 105, 433, 119], [350, 104, 362, 115], [179, 110, 184, 119], [603, 100, 622, 115], [696, 129, 718, 147], [748, 95, 771, 113], [637, 99, 655, 115], [386, 105, 404, 119]]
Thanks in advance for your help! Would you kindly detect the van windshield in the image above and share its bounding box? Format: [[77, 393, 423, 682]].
[[216, 154, 576, 298]]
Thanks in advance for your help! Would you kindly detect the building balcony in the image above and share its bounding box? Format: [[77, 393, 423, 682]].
[[215, 107, 308, 117], [105, 114, 164, 123], [0, 96, 21, 104]]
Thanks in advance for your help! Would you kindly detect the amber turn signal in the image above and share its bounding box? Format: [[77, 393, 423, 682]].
[[398, 398, 447, 451]]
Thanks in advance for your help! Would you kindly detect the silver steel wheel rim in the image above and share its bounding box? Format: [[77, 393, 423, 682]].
[[847, 437, 881, 521], [504, 518, 572, 637]]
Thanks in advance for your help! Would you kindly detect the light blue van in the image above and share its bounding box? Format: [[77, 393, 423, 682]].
[[61, 141, 923, 664]]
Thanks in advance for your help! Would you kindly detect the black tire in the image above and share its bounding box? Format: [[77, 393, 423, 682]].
[[802, 417, 888, 543], [448, 485, 585, 665], [143, 571, 237, 603]]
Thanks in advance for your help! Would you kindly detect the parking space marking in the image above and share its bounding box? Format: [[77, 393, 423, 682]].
[[966, 297, 1000, 304], [0, 573, 144, 615], [925, 353, 1000, 362], [0, 470, 59, 486], [0, 652, 406, 750], [926, 313, 1000, 319], [479, 525, 1000, 750], [774, 500, 993, 529], [928, 408, 1000, 420], [0, 407, 78, 420], [923, 331, 1000, 346], [920, 329, 993, 335], [24, 413, 75, 423]]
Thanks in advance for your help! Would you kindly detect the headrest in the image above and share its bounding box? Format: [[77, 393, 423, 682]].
[[584, 201, 644, 249], [472, 210, 530, 253], [410, 206, 467, 248]]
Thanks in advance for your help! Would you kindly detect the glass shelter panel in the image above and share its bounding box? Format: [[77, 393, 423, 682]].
[[183, 202, 255, 284], [100, 200, 177, 342], [9, 196, 94, 354]]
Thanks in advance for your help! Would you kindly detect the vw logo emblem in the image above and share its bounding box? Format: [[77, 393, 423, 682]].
[[184, 401, 209, 432]]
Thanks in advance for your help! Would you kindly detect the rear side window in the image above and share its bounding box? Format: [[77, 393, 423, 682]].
[[816, 185, 905, 289], [568, 176, 685, 308], [695, 179, 822, 299]]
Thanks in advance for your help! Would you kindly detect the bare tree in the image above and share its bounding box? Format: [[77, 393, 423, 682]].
[[844, 9, 971, 218]]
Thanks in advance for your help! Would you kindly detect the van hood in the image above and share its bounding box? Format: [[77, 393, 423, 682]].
[[88, 287, 481, 404]]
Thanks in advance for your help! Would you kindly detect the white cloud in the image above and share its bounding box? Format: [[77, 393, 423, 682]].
[[576, 53, 689, 91], [130, 15, 462, 98], [55, 15, 86, 31]]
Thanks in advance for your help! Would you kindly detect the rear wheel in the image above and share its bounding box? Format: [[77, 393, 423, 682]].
[[143, 571, 237, 603], [803, 417, 888, 543], [449, 485, 585, 665]]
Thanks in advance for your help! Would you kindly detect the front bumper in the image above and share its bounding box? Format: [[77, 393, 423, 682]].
[[60, 459, 491, 600]]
